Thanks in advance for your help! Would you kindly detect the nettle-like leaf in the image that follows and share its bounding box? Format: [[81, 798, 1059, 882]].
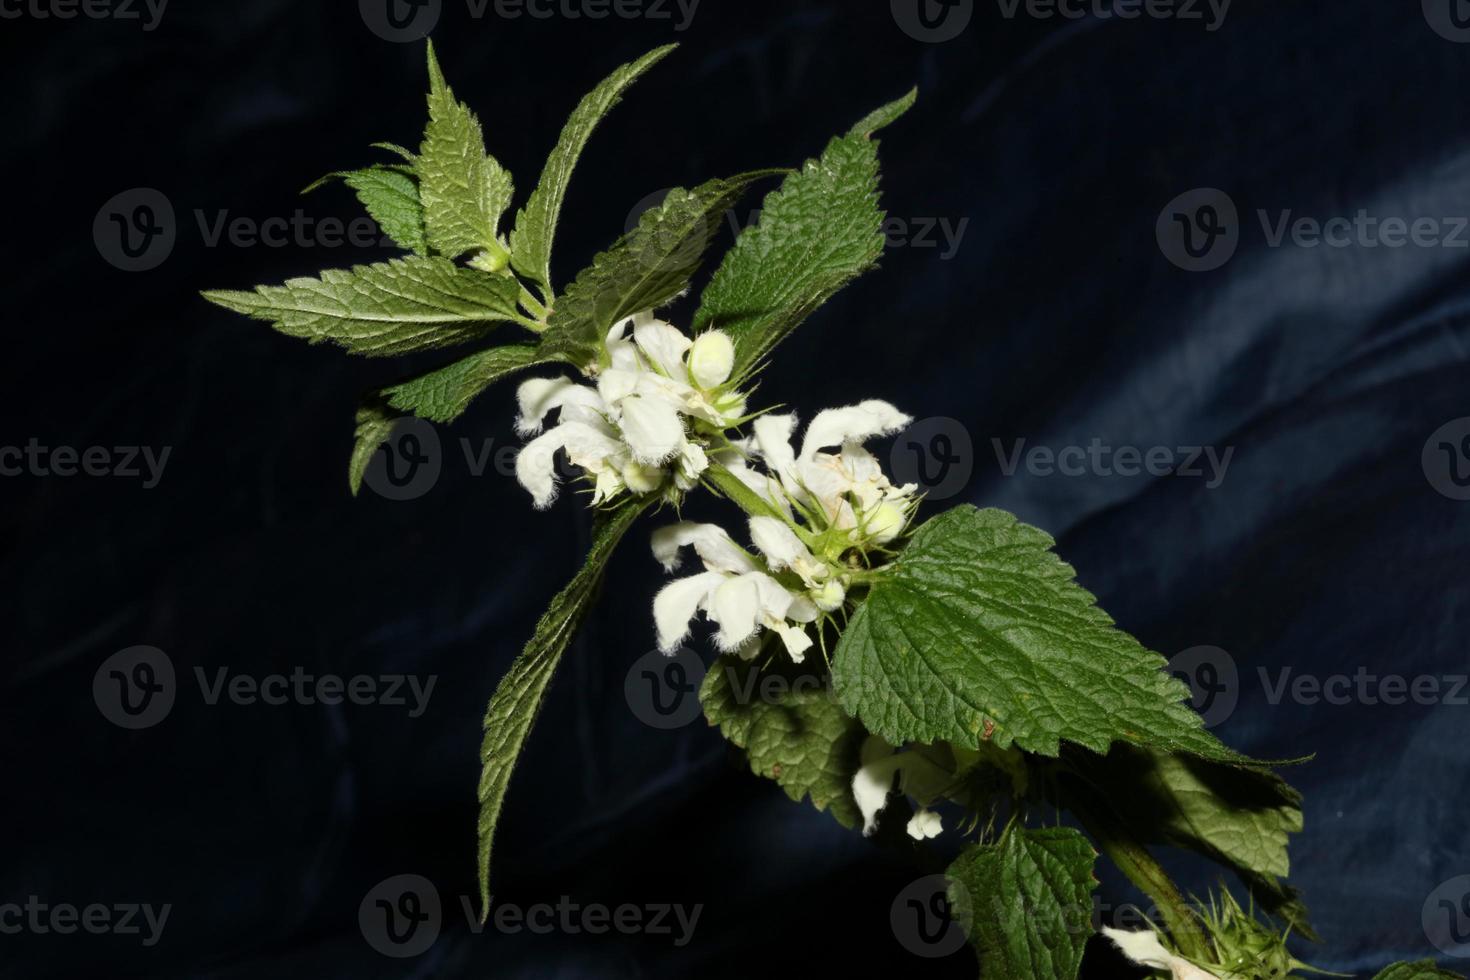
[[348, 398, 399, 496], [700, 654, 865, 829], [384, 344, 554, 423], [306, 167, 428, 255], [832, 505, 1265, 765], [477, 497, 652, 916], [947, 826, 1098, 980], [510, 44, 677, 298], [202, 257, 524, 357], [1374, 962, 1466, 979], [419, 42, 514, 261], [538, 174, 777, 367], [692, 89, 915, 383]]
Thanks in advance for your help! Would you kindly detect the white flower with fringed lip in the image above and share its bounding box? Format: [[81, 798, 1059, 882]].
[[651, 521, 821, 661], [513, 312, 743, 508], [723, 400, 919, 545]]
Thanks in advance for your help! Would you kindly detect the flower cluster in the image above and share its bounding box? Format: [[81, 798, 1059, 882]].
[[513, 312, 746, 508]]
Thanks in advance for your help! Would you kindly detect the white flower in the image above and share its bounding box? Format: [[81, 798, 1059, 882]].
[[512, 312, 744, 508], [1101, 929, 1224, 980], [852, 735, 952, 838], [740, 401, 918, 542], [651, 521, 819, 661]]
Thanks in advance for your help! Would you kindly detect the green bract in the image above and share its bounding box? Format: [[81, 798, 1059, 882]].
[[201, 39, 1449, 980]]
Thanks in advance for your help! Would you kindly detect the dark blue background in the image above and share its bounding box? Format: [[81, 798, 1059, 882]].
[[4, 0, 1470, 976]]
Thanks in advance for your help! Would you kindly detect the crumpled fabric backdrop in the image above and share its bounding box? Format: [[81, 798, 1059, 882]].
[[4, 1, 1469, 976]]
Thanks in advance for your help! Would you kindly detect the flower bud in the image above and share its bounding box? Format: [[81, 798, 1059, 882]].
[[812, 579, 846, 612], [621, 460, 665, 494], [687, 330, 735, 389], [866, 501, 908, 546]]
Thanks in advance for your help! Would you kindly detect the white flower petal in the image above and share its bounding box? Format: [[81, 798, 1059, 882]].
[[652, 571, 726, 653], [800, 400, 913, 459], [618, 394, 685, 464], [1101, 928, 1223, 980], [514, 421, 620, 509], [515, 377, 574, 436], [650, 523, 757, 575], [597, 368, 641, 407], [906, 808, 943, 840], [852, 748, 905, 836], [770, 621, 812, 662], [747, 516, 813, 571], [751, 413, 799, 477], [633, 317, 693, 378], [710, 575, 763, 651]]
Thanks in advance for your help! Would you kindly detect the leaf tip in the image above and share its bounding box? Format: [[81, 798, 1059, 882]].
[[849, 87, 918, 139]]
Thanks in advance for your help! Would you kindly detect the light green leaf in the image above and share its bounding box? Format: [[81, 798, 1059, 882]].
[[202, 256, 525, 357], [831, 505, 1265, 765], [692, 91, 914, 383], [699, 654, 865, 829], [419, 42, 514, 260], [509, 44, 677, 297], [1374, 961, 1466, 979], [348, 398, 399, 496], [477, 496, 652, 917], [305, 167, 428, 255], [539, 174, 775, 367], [384, 344, 555, 423], [947, 826, 1097, 980]]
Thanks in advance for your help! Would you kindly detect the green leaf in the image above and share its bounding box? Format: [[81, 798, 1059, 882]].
[[1089, 746, 1301, 879], [348, 398, 399, 496], [539, 174, 775, 367], [419, 42, 514, 260], [383, 344, 555, 424], [692, 91, 914, 383], [947, 826, 1097, 980], [477, 496, 652, 917], [510, 44, 677, 297], [699, 654, 865, 829], [305, 167, 429, 255], [831, 505, 1264, 765], [1374, 961, 1466, 979], [202, 256, 525, 357]]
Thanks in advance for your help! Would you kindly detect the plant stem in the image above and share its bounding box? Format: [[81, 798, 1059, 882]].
[[1064, 775, 1210, 962], [703, 462, 786, 522]]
